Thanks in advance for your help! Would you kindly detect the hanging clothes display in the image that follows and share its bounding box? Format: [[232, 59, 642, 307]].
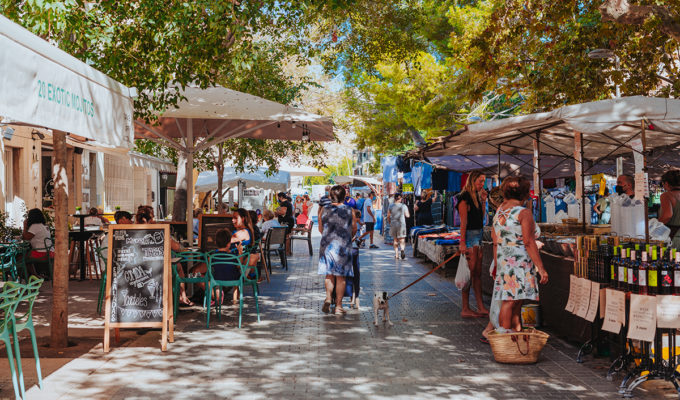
[[431, 197, 443, 225], [447, 171, 462, 192], [396, 156, 412, 173], [431, 169, 448, 191], [381, 156, 398, 183], [412, 162, 432, 195]]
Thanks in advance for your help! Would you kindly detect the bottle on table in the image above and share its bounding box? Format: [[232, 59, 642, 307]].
[[639, 251, 648, 295], [629, 249, 639, 294], [620, 247, 629, 291], [648, 248, 659, 296], [659, 248, 673, 295]]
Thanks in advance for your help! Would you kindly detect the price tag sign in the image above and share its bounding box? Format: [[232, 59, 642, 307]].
[[602, 289, 626, 334], [627, 294, 657, 342], [585, 282, 600, 322], [634, 172, 649, 199], [656, 295, 680, 329], [565, 275, 577, 313], [575, 278, 591, 318]]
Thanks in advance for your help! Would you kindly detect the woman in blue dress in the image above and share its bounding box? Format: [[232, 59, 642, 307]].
[[319, 185, 354, 314]]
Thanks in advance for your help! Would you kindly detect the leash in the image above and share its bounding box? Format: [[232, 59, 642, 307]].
[[387, 251, 461, 300]]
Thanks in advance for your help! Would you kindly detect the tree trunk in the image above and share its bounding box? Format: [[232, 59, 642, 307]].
[[600, 0, 680, 42], [50, 130, 69, 348], [172, 152, 187, 222], [216, 145, 224, 209]]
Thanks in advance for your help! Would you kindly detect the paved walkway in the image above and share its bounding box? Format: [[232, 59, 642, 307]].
[[1, 233, 674, 399]]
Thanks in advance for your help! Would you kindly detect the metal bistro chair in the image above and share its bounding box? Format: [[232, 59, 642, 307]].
[[96, 246, 108, 315], [246, 239, 269, 284], [10, 276, 45, 397], [26, 237, 54, 283], [0, 245, 18, 281], [206, 248, 260, 328], [172, 250, 209, 320], [264, 227, 288, 272], [0, 282, 24, 400], [290, 220, 314, 256], [12, 242, 31, 282]]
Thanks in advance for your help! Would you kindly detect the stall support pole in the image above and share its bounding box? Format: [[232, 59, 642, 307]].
[[641, 120, 649, 243], [497, 145, 501, 185], [574, 132, 586, 232], [533, 136, 542, 222]]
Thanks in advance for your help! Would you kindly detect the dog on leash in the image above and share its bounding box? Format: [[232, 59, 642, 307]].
[[373, 291, 392, 326]]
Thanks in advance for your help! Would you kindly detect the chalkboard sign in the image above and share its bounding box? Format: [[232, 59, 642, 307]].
[[198, 214, 234, 252], [104, 224, 173, 352]]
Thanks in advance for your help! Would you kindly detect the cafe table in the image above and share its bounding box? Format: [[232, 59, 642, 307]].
[[70, 214, 103, 280]]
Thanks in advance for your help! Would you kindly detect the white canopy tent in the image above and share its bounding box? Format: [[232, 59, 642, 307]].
[[279, 160, 325, 177], [134, 84, 334, 230], [195, 167, 290, 192]]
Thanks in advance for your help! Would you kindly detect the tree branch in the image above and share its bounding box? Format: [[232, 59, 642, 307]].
[[600, 0, 680, 42]]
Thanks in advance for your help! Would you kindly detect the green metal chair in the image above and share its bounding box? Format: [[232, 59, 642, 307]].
[[96, 246, 108, 315], [0, 245, 18, 281], [26, 237, 54, 283], [206, 248, 260, 328], [13, 242, 31, 282], [0, 282, 24, 400], [172, 250, 209, 319], [10, 276, 44, 397]]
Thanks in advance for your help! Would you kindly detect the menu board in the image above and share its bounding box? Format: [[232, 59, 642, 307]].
[[198, 214, 234, 251], [104, 224, 173, 352]]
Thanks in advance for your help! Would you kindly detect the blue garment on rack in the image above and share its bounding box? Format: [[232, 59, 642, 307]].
[[382, 156, 398, 183], [412, 162, 432, 195], [447, 171, 462, 192], [403, 172, 412, 184]]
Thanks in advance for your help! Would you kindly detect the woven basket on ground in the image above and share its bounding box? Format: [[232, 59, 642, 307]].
[[488, 328, 549, 364]]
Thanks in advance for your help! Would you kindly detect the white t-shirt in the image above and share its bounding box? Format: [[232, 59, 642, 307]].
[[28, 223, 51, 250], [363, 199, 375, 223], [84, 216, 103, 227], [261, 219, 282, 235]]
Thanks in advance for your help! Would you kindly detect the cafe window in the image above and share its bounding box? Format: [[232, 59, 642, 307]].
[[104, 154, 134, 212]]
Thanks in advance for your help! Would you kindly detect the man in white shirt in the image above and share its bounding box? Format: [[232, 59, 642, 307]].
[[357, 191, 379, 249]]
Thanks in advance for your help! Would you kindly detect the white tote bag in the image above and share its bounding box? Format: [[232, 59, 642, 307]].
[[454, 254, 471, 290]]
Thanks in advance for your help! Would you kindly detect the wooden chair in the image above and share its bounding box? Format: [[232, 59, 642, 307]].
[[264, 227, 288, 271], [290, 220, 314, 256]]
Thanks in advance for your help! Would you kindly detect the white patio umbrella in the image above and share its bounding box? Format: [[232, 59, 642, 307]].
[[134, 84, 334, 230]]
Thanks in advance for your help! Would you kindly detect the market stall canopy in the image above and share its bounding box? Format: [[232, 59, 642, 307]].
[[334, 175, 382, 186], [134, 84, 334, 148], [128, 151, 176, 173], [415, 97, 680, 164], [195, 167, 290, 193], [279, 161, 325, 177], [0, 14, 135, 148]]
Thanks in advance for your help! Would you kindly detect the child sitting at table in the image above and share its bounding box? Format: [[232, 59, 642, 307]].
[[189, 228, 243, 305]]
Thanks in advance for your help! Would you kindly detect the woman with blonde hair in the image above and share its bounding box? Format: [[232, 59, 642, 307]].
[[457, 171, 489, 318]]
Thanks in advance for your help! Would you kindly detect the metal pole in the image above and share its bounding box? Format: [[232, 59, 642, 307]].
[[642, 120, 649, 243], [186, 119, 194, 241], [497, 145, 501, 184], [581, 134, 586, 233], [533, 135, 542, 222]]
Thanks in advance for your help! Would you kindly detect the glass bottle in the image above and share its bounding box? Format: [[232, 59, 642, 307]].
[[660, 248, 673, 295], [639, 251, 648, 295]]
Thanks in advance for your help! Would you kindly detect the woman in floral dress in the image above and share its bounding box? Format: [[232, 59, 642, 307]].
[[318, 185, 354, 315], [491, 177, 548, 332]]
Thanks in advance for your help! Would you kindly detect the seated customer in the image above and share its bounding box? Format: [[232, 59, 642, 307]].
[[22, 208, 52, 277], [84, 207, 104, 227], [248, 210, 262, 241], [260, 209, 282, 235], [189, 228, 243, 304]]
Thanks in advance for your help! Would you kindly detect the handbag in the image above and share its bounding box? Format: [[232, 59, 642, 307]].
[[488, 328, 549, 364]]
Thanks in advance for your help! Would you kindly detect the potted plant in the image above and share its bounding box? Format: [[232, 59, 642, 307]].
[[115, 206, 121, 211], [75, 206, 82, 214]]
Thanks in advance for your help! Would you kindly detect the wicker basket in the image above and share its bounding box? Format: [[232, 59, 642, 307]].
[[488, 328, 549, 364]]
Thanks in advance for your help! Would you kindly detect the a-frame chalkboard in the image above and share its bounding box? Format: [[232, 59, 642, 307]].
[[104, 224, 173, 352], [198, 214, 234, 252]]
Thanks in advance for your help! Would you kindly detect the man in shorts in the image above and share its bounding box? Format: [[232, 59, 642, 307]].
[[356, 191, 379, 249]]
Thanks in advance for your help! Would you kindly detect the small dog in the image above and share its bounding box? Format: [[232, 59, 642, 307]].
[[373, 291, 392, 326]]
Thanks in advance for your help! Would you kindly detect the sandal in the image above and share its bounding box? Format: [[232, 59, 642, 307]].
[[322, 301, 331, 314], [334, 307, 347, 315]]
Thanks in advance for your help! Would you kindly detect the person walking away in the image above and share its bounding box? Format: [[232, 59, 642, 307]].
[[357, 191, 379, 248], [658, 170, 680, 249], [457, 171, 489, 318], [296, 195, 312, 226], [415, 191, 435, 226], [492, 176, 548, 332], [593, 188, 610, 224], [319, 185, 354, 315], [318, 186, 332, 233], [387, 193, 409, 259]]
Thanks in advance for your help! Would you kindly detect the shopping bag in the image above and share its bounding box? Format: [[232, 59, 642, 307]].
[[454, 254, 471, 290]]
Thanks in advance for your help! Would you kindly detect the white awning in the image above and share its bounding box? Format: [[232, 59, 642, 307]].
[[334, 175, 382, 186], [195, 167, 290, 192], [279, 160, 325, 177], [419, 96, 680, 160], [128, 151, 176, 173], [0, 14, 135, 148]]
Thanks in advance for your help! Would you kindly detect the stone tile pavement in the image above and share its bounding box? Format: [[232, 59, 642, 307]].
[[1, 233, 676, 399]]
